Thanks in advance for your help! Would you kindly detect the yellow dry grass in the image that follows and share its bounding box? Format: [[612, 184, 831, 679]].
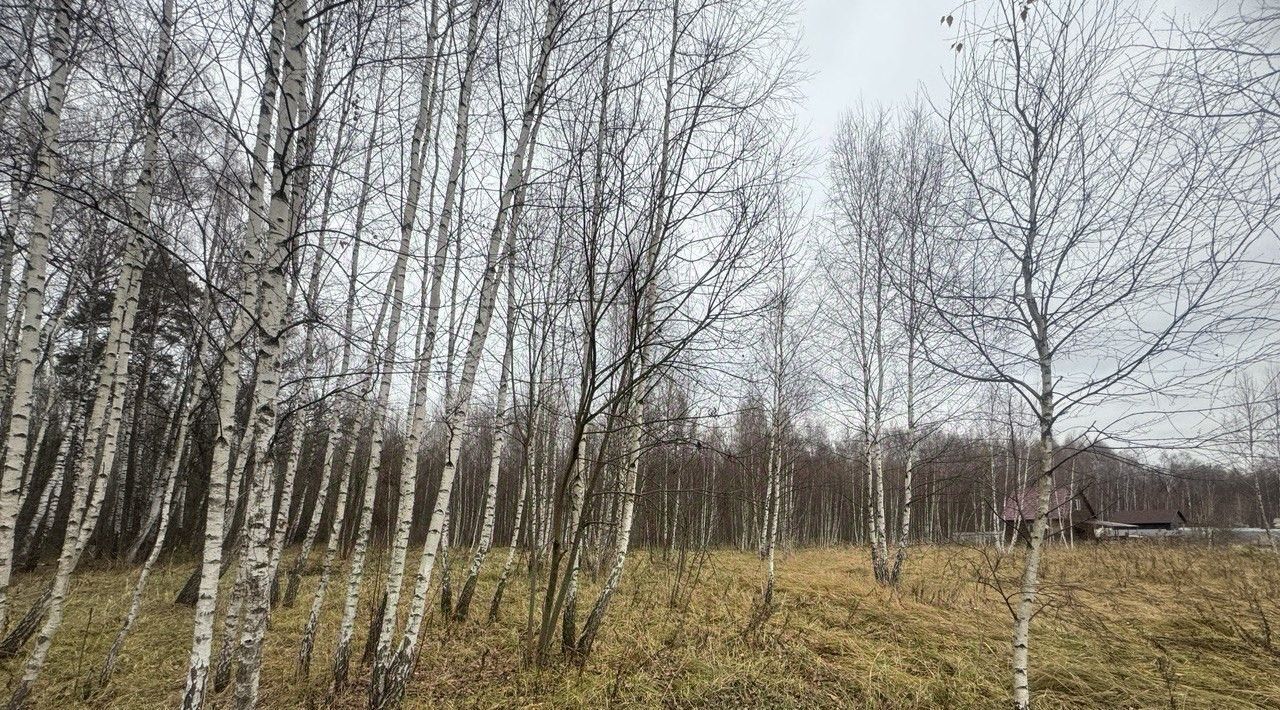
[[1, 543, 1278, 709]]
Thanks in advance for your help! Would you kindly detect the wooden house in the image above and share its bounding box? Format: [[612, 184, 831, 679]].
[[1000, 484, 1098, 545], [1102, 509, 1188, 531]]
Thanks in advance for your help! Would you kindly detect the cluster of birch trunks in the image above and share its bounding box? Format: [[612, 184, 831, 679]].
[[1, 0, 1279, 709], [0, 0, 813, 707]]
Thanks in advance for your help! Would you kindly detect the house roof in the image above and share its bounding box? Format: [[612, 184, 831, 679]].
[[1104, 509, 1187, 526], [1001, 485, 1093, 522]]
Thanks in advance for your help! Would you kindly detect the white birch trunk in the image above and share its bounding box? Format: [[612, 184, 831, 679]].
[[328, 397, 382, 691], [6, 0, 172, 694], [17, 386, 84, 568], [294, 405, 353, 678], [0, 0, 72, 633], [347, 7, 458, 683], [1012, 418, 1053, 710], [294, 64, 387, 680], [372, 6, 558, 703], [890, 339, 916, 582], [100, 338, 195, 688], [180, 1, 286, 704], [1012, 248, 1056, 709], [231, 1, 308, 702], [279, 29, 359, 605], [280, 77, 365, 607], [16, 287, 77, 502], [559, 438, 587, 648], [454, 292, 516, 619], [255, 2, 337, 613], [8, 249, 144, 707], [329, 74, 433, 695], [487, 449, 528, 623], [364, 3, 452, 673], [0, 3, 39, 366], [762, 403, 781, 605], [326, 269, 404, 689], [575, 383, 641, 657]]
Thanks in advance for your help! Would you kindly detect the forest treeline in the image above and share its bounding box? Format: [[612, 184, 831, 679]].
[[0, 0, 1278, 709]]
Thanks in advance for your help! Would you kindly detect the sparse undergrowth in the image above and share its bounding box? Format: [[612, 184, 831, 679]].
[[1, 544, 1277, 709]]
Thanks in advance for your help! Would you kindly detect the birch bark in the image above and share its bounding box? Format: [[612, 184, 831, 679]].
[[231, 0, 308, 702], [280, 42, 359, 603], [558, 439, 586, 648], [0, 0, 73, 633], [329, 55, 444, 697], [487, 445, 528, 622], [369, 0, 458, 673], [181, 0, 286, 704], [890, 333, 916, 583], [100, 336, 198, 688], [293, 61, 387, 680], [371, 5, 559, 704], [8, 217, 146, 709], [6, 0, 175, 697], [1011, 316, 1055, 710], [259, 10, 337, 610], [453, 288, 516, 620]]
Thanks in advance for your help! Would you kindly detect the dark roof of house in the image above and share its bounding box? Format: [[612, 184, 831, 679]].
[[1105, 509, 1187, 526], [1001, 485, 1095, 522]]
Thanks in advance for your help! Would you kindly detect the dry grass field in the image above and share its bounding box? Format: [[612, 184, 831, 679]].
[[1, 544, 1278, 709]]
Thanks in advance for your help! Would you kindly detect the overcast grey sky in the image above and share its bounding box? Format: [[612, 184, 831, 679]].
[[792, 0, 1262, 458], [798, 0, 957, 147], [796, 0, 1217, 145]]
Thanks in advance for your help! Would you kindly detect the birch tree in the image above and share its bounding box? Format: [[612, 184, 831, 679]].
[[295, 58, 388, 681], [331, 0, 462, 692], [756, 193, 808, 608], [369, 0, 561, 702], [452, 283, 517, 620], [5, 0, 177, 701], [229, 0, 311, 702], [0, 0, 73, 633], [180, 0, 288, 704], [826, 101, 949, 584], [937, 2, 1274, 706]]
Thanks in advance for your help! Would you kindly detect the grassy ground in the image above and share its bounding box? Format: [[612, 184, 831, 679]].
[[1, 543, 1278, 709]]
